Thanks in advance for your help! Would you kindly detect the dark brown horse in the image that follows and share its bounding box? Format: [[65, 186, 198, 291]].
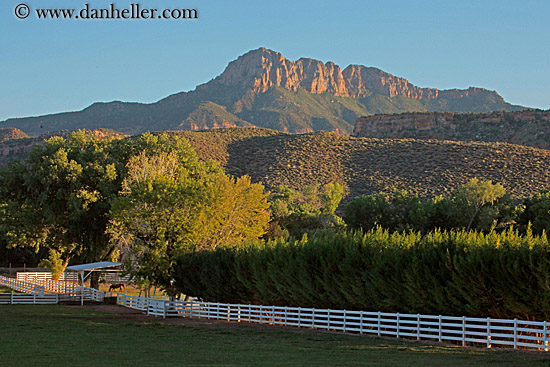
[[109, 283, 125, 292]]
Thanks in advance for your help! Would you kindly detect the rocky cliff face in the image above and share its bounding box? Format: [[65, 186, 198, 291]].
[[353, 110, 550, 149], [206, 48, 500, 101]]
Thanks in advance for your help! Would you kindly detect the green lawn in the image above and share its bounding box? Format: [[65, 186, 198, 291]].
[[1, 305, 549, 366]]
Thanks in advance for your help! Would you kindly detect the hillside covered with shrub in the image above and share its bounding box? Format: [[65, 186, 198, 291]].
[[173, 127, 550, 201], [2, 127, 550, 201]]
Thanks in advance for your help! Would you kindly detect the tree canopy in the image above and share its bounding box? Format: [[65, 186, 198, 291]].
[[0, 130, 121, 279], [109, 149, 270, 296], [0, 130, 270, 291]]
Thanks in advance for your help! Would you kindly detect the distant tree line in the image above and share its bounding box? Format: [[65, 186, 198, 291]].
[[343, 179, 550, 236]]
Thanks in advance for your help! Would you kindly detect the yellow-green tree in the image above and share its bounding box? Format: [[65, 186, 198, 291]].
[[109, 150, 270, 296]]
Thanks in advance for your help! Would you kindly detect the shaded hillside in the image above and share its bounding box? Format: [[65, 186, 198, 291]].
[[3, 127, 548, 202], [0, 128, 28, 143], [354, 109, 550, 150], [171, 128, 550, 201], [1, 48, 524, 136]]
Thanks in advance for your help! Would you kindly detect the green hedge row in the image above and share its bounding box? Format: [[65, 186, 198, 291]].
[[173, 229, 550, 320]]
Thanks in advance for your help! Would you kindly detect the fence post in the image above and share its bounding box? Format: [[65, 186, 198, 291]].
[[545, 321, 548, 352], [163, 301, 167, 319], [360, 311, 364, 335], [462, 316, 466, 346], [260, 305, 264, 323], [396, 313, 400, 338], [378, 311, 381, 337], [343, 310, 347, 332], [513, 318, 518, 349], [11, 292, 13, 305], [284, 306, 288, 327], [487, 317, 491, 348], [327, 309, 331, 330], [438, 315, 442, 342], [417, 314, 420, 341]]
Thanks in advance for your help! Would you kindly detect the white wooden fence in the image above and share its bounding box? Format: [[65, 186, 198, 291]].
[[17, 272, 77, 282], [16, 271, 130, 284], [0, 275, 45, 295], [1, 275, 108, 303], [28, 277, 108, 302], [117, 294, 550, 351], [0, 293, 59, 305], [4, 274, 550, 351]]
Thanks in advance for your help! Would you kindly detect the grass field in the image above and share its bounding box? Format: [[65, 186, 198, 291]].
[[1, 305, 549, 366]]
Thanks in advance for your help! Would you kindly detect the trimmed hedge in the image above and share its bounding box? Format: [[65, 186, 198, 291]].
[[174, 229, 550, 320]]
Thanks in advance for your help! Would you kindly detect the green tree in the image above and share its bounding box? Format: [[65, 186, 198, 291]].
[[518, 190, 550, 234], [109, 150, 270, 297], [450, 178, 506, 231], [268, 183, 345, 239], [0, 130, 121, 281], [343, 190, 427, 232]]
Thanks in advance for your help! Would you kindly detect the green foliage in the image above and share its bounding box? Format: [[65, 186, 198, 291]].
[[518, 190, 550, 235], [452, 178, 506, 230], [109, 140, 270, 296], [0, 130, 123, 278], [344, 190, 428, 232], [38, 250, 65, 280], [344, 180, 514, 233], [267, 183, 345, 239], [174, 228, 550, 320]]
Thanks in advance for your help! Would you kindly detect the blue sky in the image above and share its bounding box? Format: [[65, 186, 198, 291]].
[[0, 0, 548, 120]]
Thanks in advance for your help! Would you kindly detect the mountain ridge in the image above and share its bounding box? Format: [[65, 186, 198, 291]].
[[1, 48, 524, 136], [353, 109, 550, 150]]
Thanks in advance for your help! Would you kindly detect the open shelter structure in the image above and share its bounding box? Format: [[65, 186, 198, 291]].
[[64, 261, 123, 305]]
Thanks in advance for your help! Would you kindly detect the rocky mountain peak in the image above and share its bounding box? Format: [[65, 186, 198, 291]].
[[210, 48, 500, 102]]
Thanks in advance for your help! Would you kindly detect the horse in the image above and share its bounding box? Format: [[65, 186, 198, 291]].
[[109, 283, 125, 292]]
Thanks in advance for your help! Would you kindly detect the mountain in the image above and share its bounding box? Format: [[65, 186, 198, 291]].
[[2, 127, 549, 201], [353, 109, 550, 150], [1, 48, 524, 136]]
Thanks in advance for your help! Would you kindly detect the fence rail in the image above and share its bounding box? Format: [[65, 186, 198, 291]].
[[117, 294, 550, 352], [1, 275, 109, 303], [0, 275, 45, 295], [0, 293, 59, 305], [16, 271, 130, 284], [17, 272, 78, 282]]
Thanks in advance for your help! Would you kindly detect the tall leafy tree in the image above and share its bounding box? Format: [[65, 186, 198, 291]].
[[268, 183, 345, 239], [109, 150, 270, 296], [0, 130, 121, 280], [449, 178, 507, 231]]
